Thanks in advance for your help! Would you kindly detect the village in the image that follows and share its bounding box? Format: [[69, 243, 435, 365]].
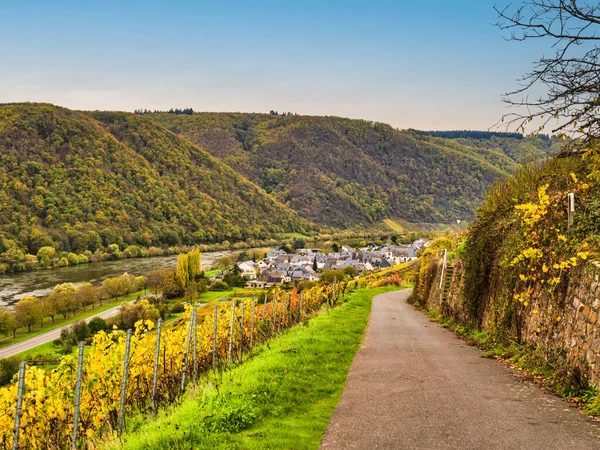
[[212, 240, 427, 289]]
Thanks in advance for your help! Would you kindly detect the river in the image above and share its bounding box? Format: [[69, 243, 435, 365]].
[[0, 250, 236, 307]]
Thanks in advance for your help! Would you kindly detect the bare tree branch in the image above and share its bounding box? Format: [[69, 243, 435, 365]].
[[494, 1, 600, 145]]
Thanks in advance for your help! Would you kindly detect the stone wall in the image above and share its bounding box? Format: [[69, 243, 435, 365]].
[[418, 256, 600, 386]]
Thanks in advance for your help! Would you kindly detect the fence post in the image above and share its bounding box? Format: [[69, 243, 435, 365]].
[[239, 300, 245, 360], [261, 295, 267, 324], [118, 329, 133, 438], [151, 318, 162, 416], [439, 249, 447, 291], [333, 278, 337, 304], [568, 192, 575, 229], [438, 248, 448, 304], [212, 305, 218, 371], [228, 300, 235, 365], [249, 297, 256, 348], [277, 296, 285, 333], [12, 361, 26, 450], [270, 296, 277, 335], [192, 309, 198, 385], [283, 296, 289, 329], [72, 341, 85, 448], [181, 309, 194, 391]]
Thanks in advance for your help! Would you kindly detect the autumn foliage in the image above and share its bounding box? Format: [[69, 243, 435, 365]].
[[0, 282, 343, 448]]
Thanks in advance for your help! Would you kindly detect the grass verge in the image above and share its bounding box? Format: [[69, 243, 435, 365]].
[[106, 286, 406, 450]]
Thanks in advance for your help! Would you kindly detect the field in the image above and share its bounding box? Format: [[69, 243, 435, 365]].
[[382, 217, 452, 233]]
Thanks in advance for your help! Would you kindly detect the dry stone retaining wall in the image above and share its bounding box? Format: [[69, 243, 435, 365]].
[[418, 256, 600, 385]]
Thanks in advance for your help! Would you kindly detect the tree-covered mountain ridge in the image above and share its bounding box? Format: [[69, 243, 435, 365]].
[[0, 103, 310, 272], [150, 112, 559, 227]]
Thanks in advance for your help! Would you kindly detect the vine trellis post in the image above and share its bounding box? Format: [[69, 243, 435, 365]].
[[71, 341, 85, 448], [151, 318, 162, 415], [568, 192, 575, 230]]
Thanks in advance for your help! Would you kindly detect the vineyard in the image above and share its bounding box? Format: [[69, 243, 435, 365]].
[[0, 282, 347, 449]]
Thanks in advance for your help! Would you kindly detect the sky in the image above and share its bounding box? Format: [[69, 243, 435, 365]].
[[0, 0, 552, 131]]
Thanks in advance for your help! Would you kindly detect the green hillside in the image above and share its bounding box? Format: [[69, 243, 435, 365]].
[[150, 113, 556, 227], [0, 104, 309, 271]]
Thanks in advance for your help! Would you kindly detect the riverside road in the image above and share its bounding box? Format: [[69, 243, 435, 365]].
[[321, 289, 600, 449]]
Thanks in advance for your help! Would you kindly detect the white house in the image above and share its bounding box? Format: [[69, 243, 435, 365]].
[[237, 261, 259, 279]]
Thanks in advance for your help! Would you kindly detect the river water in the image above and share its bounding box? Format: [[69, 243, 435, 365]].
[[0, 250, 235, 307]]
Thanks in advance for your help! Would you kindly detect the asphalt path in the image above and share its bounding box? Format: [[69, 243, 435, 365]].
[[0, 304, 123, 359], [321, 289, 600, 449]]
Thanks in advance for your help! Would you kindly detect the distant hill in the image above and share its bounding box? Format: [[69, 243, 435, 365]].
[[0, 104, 310, 263], [149, 113, 558, 227]]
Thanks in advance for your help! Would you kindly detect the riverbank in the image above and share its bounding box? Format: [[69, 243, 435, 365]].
[[0, 249, 243, 307], [107, 286, 407, 450]]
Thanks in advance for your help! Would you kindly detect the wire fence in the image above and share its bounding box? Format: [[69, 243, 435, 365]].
[[0, 281, 345, 449]]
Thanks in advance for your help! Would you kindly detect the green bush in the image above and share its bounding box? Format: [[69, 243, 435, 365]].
[[88, 317, 107, 334], [170, 302, 186, 313], [0, 357, 20, 386], [209, 280, 229, 291]]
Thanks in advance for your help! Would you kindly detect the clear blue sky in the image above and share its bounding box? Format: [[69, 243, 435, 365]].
[[0, 0, 549, 130]]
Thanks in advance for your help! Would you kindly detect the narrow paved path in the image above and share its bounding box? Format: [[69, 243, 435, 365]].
[[321, 290, 600, 449], [0, 304, 123, 359]]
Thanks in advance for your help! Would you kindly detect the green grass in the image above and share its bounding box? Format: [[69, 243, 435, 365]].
[[281, 232, 310, 239], [381, 217, 451, 233], [204, 268, 222, 278], [198, 289, 236, 303], [0, 291, 144, 349], [12, 340, 89, 366], [107, 286, 406, 450]]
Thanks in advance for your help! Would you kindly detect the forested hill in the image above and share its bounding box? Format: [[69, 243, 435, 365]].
[[0, 103, 309, 265], [149, 113, 558, 227]]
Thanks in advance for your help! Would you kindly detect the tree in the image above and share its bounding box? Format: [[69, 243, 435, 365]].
[[102, 274, 132, 301], [161, 271, 184, 299], [75, 283, 100, 310], [36, 246, 56, 267], [320, 270, 346, 283], [0, 357, 20, 386], [135, 276, 148, 293], [209, 280, 229, 291], [147, 269, 168, 297], [176, 253, 189, 289], [495, 1, 600, 141], [39, 296, 57, 324], [313, 255, 318, 272], [343, 266, 358, 278], [292, 238, 306, 250], [187, 248, 202, 281], [223, 272, 245, 288], [216, 256, 233, 270], [48, 283, 77, 319], [115, 300, 159, 329], [331, 242, 340, 253], [15, 296, 43, 332], [0, 308, 16, 337]]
